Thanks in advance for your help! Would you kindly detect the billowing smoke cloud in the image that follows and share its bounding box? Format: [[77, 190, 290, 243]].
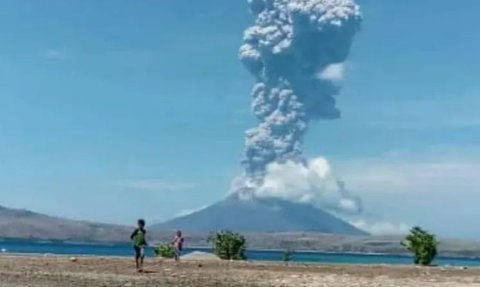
[[257, 157, 362, 214], [233, 0, 362, 214]]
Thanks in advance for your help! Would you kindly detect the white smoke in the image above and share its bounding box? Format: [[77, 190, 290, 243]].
[[350, 220, 410, 236], [176, 205, 208, 218], [233, 0, 362, 216], [255, 157, 362, 214], [317, 63, 345, 82]]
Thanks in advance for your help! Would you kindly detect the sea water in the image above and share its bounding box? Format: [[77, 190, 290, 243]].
[[1, 240, 479, 267]]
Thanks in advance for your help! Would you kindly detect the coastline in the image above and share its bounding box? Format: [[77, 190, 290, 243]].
[[4, 239, 480, 263], [4, 233, 480, 259]]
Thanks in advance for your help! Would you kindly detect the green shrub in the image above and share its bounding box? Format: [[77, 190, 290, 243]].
[[282, 248, 293, 262], [401, 226, 439, 266], [153, 243, 175, 258], [208, 230, 246, 260]]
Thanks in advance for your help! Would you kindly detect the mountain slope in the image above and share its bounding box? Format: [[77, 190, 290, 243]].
[[0, 205, 132, 242], [152, 196, 367, 235]]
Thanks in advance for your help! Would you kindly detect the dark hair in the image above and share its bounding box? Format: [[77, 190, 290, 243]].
[[137, 219, 146, 227]]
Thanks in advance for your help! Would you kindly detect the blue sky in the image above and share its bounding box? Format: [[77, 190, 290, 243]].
[[1, 0, 479, 238]]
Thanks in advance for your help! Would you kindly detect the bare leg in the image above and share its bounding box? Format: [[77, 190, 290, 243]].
[[174, 249, 180, 262], [134, 247, 142, 272], [137, 247, 145, 272]]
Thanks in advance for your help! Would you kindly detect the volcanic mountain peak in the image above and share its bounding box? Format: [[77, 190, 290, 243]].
[[152, 196, 367, 236]]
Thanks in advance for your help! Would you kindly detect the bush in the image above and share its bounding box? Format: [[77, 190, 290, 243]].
[[208, 230, 246, 260], [401, 226, 439, 266], [282, 248, 293, 262], [153, 243, 175, 258]]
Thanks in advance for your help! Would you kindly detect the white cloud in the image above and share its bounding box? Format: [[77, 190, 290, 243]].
[[349, 96, 480, 130], [328, 148, 480, 237], [351, 219, 410, 235], [43, 49, 67, 60], [337, 151, 480, 196], [175, 205, 208, 218], [115, 179, 195, 191], [230, 148, 480, 237], [317, 63, 345, 82], [252, 157, 362, 214]]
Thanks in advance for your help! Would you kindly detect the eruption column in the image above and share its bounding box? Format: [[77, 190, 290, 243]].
[[235, 0, 362, 210]]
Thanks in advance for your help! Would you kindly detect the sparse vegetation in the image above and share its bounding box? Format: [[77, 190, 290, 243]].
[[153, 243, 175, 258], [282, 248, 294, 262], [208, 230, 246, 260], [401, 226, 439, 266]]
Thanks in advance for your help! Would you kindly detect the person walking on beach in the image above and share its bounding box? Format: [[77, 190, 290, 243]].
[[130, 219, 148, 272], [172, 230, 184, 262]]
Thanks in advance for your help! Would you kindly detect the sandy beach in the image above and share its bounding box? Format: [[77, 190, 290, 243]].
[[1, 255, 480, 287]]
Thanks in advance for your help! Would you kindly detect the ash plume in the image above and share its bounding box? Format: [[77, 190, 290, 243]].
[[233, 0, 362, 214]]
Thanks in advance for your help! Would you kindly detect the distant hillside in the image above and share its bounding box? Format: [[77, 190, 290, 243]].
[[152, 196, 368, 236], [162, 232, 480, 258], [3, 205, 480, 258], [0, 205, 132, 242]]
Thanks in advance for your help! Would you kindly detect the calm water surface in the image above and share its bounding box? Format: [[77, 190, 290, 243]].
[[1, 240, 479, 267]]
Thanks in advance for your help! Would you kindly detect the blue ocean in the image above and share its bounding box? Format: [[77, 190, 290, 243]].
[[1, 240, 479, 267]]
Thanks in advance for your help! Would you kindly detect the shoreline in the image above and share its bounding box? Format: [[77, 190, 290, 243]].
[[3, 242, 480, 262], [2, 249, 480, 268], [4, 234, 480, 259]]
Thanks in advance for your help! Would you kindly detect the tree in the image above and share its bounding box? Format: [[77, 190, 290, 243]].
[[153, 243, 175, 259], [208, 230, 246, 260], [401, 226, 439, 266]]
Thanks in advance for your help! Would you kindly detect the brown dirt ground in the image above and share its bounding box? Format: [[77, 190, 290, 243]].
[[1, 255, 480, 287]]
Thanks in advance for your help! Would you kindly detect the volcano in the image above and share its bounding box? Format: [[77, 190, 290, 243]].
[[152, 196, 367, 235]]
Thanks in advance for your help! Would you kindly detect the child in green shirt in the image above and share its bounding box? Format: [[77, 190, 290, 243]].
[[130, 219, 147, 272]]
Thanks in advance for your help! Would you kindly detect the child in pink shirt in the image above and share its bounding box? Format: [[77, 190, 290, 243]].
[[172, 230, 184, 262]]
